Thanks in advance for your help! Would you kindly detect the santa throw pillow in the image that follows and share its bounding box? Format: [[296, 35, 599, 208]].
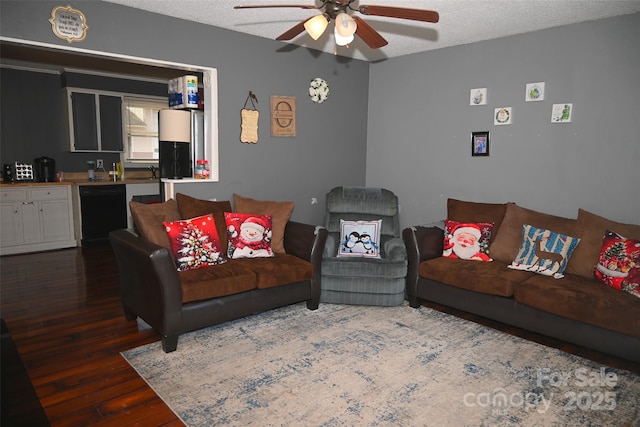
[[442, 220, 494, 261], [224, 212, 274, 258], [163, 214, 227, 271]]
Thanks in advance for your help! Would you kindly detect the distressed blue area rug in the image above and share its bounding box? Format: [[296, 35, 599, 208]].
[[122, 303, 640, 426]]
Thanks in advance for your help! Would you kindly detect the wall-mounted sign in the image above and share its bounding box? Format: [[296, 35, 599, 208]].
[[270, 96, 296, 137], [49, 5, 89, 43]]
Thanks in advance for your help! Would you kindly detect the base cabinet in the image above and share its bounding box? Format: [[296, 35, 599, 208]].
[[0, 185, 77, 255]]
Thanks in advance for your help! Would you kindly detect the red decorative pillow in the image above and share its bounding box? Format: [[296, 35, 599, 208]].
[[224, 212, 274, 259], [594, 230, 640, 298], [442, 220, 494, 261], [163, 214, 227, 271]]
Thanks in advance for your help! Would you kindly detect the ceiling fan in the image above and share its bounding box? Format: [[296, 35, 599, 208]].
[[234, 0, 439, 49]]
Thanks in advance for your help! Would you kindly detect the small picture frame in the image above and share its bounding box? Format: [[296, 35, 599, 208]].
[[471, 132, 490, 157], [525, 82, 545, 102], [551, 103, 573, 123], [494, 107, 512, 125], [470, 88, 487, 105]]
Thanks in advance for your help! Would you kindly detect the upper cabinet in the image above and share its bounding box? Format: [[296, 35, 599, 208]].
[[65, 88, 124, 152]]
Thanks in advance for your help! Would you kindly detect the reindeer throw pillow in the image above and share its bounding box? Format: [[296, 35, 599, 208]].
[[508, 224, 580, 279]]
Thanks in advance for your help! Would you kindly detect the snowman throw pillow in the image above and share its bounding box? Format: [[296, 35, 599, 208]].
[[224, 212, 274, 258]]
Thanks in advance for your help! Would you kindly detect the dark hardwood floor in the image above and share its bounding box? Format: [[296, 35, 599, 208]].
[[1, 245, 183, 426], [1, 245, 638, 425]]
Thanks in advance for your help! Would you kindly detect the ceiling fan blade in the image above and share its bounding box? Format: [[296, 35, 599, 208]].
[[276, 18, 312, 41], [358, 5, 439, 23], [234, 4, 318, 10], [353, 17, 388, 49]]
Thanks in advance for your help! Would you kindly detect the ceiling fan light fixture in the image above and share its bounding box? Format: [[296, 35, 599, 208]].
[[304, 14, 329, 40], [335, 12, 357, 37], [334, 26, 354, 46]]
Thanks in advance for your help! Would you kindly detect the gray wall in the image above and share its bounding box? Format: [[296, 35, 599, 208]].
[[3, 2, 639, 228], [0, 68, 168, 174], [0, 0, 370, 226], [367, 13, 640, 227]]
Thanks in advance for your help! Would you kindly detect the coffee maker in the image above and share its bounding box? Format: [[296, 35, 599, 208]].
[[34, 157, 56, 182]]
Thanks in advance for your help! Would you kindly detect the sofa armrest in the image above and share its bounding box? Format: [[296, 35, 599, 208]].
[[109, 229, 183, 340], [284, 221, 327, 263], [402, 225, 444, 307], [284, 221, 328, 310], [385, 236, 407, 261], [404, 225, 444, 262]]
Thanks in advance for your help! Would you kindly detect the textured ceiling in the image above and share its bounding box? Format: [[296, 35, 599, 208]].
[[102, 0, 640, 62]]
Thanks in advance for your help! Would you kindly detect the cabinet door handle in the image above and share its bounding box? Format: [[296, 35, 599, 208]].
[[22, 201, 35, 205]]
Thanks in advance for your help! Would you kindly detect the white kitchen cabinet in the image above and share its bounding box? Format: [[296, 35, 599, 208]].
[[0, 185, 77, 255]]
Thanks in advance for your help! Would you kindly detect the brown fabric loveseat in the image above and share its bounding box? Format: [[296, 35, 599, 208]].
[[110, 193, 327, 352], [403, 198, 640, 363]]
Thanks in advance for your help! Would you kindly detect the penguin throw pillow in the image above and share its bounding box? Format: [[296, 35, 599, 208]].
[[163, 214, 227, 271], [337, 219, 382, 259], [224, 212, 274, 258]]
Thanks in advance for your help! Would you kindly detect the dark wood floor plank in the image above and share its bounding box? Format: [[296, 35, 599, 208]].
[[1, 246, 183, 426], [1, 244, 638, 426]]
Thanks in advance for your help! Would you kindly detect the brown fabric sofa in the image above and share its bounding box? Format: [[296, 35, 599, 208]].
[[403, 198, 640, 363], [109, 193, 327, 352]]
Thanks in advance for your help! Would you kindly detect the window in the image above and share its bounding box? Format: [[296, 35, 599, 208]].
[[123, 96, 167, 165]]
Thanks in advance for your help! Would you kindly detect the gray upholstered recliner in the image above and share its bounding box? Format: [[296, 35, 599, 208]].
[[320, 186, 408, 306]]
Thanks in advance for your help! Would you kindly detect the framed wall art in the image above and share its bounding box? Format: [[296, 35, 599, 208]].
[[494, 107, 512, 125], [551, 103, 573, 123], [470, 88, 487, 105], [270, 96, 296, 137], [525, 82, 545, 102], [471, 131, 490, 157]]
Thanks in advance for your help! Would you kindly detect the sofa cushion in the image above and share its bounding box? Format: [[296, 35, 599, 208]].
[[489, 204, 577, 264], [447, 198, 510, 241], [233, 194, 294, 254], [179, 262, 256, 303], [338, 219, 382, 258], [566, 208, 640, 278], [225, 212, 274, 259], [442, 220, 494, 261], [419, 258, 530, 297], [176, 193, 232, 254], [594, 230, 640, 298], [130, 198, 181, 250], [164, 214, 227, 271], [514, 273, 640, 338], [508, 224, 580, 279], [236, 254, 313, 289]]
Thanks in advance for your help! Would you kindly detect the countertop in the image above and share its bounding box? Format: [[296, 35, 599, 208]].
[[0, 171, 160, 187]]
